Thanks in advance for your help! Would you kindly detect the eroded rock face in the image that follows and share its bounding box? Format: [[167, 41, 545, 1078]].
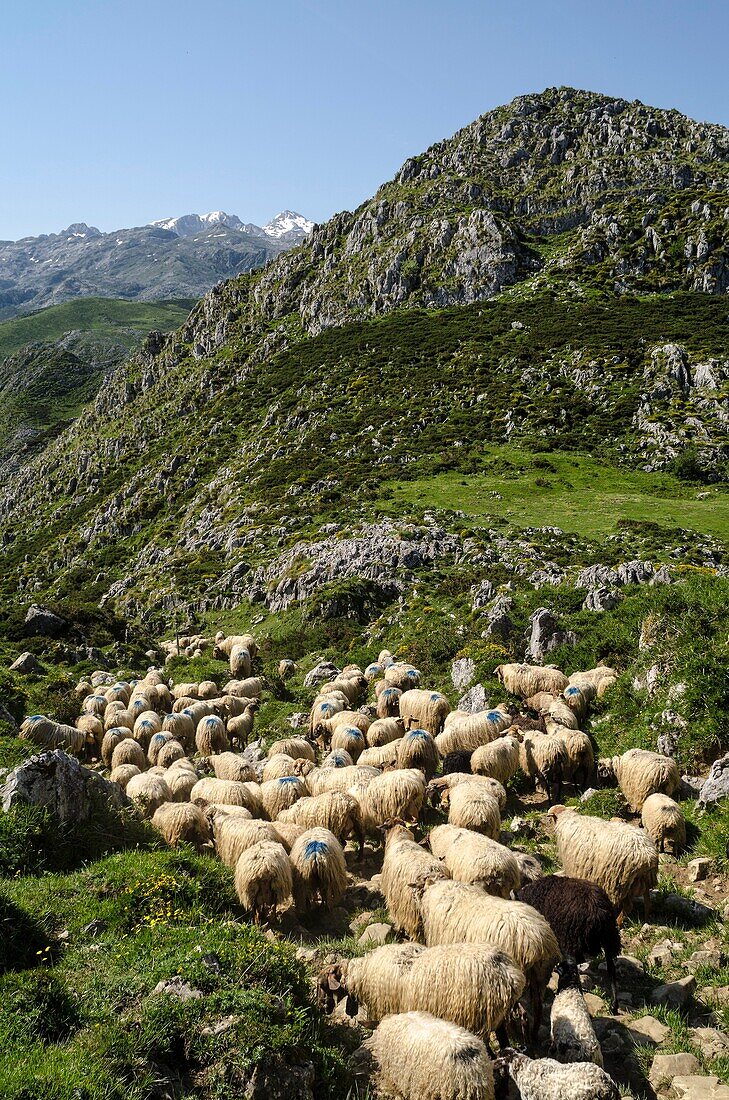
[[9, 652, 44, 674], [0, 750, 129, 823], [231, 523, 463, 615], [699, 753, 729, 806], [23, 604, 68, 638], [525, 607, 576, 662]]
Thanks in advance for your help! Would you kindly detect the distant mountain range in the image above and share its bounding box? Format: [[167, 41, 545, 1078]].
[[0, 210, 313, 319]]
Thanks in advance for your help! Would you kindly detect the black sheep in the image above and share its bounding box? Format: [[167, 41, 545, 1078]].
[[518, 875, 621, 1012], [441, 750, 472, 776]]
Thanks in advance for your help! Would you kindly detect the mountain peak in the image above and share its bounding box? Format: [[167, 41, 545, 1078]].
[[148, 209, 313, 243], [262, 210, 314, 240]]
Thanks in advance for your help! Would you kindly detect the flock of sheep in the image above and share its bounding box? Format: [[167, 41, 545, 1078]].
[[18, 631, 692, 1100]]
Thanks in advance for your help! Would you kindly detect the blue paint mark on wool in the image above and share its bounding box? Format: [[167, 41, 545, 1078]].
[[304, 839, 328, 859], [279, 775, 299, 784]]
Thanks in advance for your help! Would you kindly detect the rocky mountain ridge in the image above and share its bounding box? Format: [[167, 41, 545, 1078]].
[[0, 86, 727, 629], [0, 210, 311, 320]]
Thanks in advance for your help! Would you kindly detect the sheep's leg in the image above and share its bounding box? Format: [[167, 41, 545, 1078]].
[[528, 974, 542, 1047], [616, 909, 626, 928], [355, 823, 366, 861], [606, 952, 619, 1014]]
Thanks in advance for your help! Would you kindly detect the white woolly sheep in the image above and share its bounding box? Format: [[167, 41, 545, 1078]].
[[601, 748, 680, 811], [381, 822, 450, 941], [277, 790, 364, 853], [428, 773, 507, 812], [321, 748, 353, 768], [76, 713, 104, 751], [223, 676, 263, 698], [111, 738, 147, 772], [435, 708, 512, 756], [399, 689, 450, 736], [110, 763, 141, 790], [505, 1051, 619, 1100], [229, 643, 252, 680], [320, 941, 525, 1048], [384, 662, 421, 691], [309, 695, 346, 735], [272, 821, 305, 849], [550, 805, 658, 919], [278, 659, 296, 680], [397, 728, 439, 780], [495, 664, 569, 699], [196, 715, 229, 757], [215, 632, 258, 659], [126, 772, 172, 817], [360, 769, 426, 834], [151, 802, 211, 852], [162, 712, 194, 748], [641, 793, 686, 854], [289, 827, 348, 912], [82, 694, 107, 718], [429, 824, 520, 898], [558, 729, 595, 791], [561, 684, 592, 724], [545, 698, 579, 730], [519, 732, 568, 803], [376, 686, 402, 719], [549, 965, 603, 1067], [101, 728, 130, 767], [157, 739, 185, 768], [262, 754, 307, 782], [471, 734, 520, 786], [306, 764, 380, 797], [267, 736, 316, 762], [233, 840, 292, 924], [447, 784, 501, 839], [104, 707, 134, 733], [330, 725, 366, 761], [134, 710, 163, 738], [211, 752, 257, 784], [168, 767, 199, 802], [367, 716, 404, 746], [359, 740, 403, 769], [365, 661, 383, 681], [20, 715, 85, 756], [417, 879, 560, 1038], [210, 812, 278, 867], [190, 777, 260, 813], [359, 1012, 495, 1100], [259, 775, 308, 819], [226, 703, 258, 747], [147, 731, 174, 766]]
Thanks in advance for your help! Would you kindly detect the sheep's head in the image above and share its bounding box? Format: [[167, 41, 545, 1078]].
[[597, 757, 617, 786], [316, 963, 357, 1016], [293, 758, 314, 777], [555, 959, 581, 991], [379, 818, 414, 845]]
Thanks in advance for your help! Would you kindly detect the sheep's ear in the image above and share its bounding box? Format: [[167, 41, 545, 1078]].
[[327, 974, 341, 991]]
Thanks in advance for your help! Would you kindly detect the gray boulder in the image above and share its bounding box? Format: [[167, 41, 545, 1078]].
[[303, 661, 341, 688], [23, 604, 68, 638], [699, 753, 729, 806], [9, 651, 44, 675], [458, 683, 489, 713], [583, 587, 623, 612], [244, 1058, 315, 1100], [483, 594, 514, 641], [0, 703, 18, 731], [471, 579, 495, 611], [525, 607, 576, 662], [451, 657, 476, 691], [0, 750, 129, 823]]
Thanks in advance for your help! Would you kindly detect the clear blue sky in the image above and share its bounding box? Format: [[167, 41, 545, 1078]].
[[2, 0, 728, 239]]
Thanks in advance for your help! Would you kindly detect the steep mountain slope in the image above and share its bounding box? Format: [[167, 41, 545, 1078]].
[[0, 211, 311, 319], [0, 87, 727, 633], [0, 298, 193, 471]]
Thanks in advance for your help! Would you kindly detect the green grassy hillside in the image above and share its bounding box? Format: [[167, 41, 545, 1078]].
[[0, 297, 195, 360]]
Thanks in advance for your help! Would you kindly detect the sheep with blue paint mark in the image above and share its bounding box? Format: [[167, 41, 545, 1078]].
[[289, 827, 349, 912], [397, 728, 439, 780], [400, 688, 450, 736], [260, 774, 308, 819]]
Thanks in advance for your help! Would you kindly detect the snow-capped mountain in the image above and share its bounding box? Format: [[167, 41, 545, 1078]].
[[150, 209, 314, 245], [0, 211, 312, 320], [261, 210, 315, 241]]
